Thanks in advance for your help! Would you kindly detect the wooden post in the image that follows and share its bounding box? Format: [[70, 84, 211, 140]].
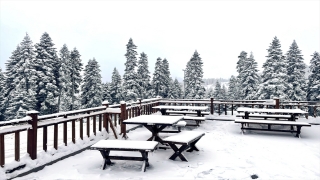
[[86, 111, 90, 138], [63, 122, 67, 146], [43, 126, 47, 151], [99, 114, 102, 131], [120, 102, 128, 139], [210, 98, 214, 114], [102, 101, 109, 133], [93, 115, 96, 136], [80, 118, 83, 140], [54, 124, 58, 150], [72, 120, 75, 143], [15, 131, 20, 162], [0, 134, 4, 167], [274, 98, 280, 109], [231, 101, 234, 115], [26, 111, 39, 160], [138, 98, 141, 116]]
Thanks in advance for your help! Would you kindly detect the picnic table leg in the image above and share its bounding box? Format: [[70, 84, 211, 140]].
[[186, 138, 200, 152], [160, 109, 166, 115], [167, 143, 189, 161], [145, 125, 167, 144], [296, 126, 302, 138], [197, 110, 201, 117], [244, 112, 249, 119], [99, 150, 112, 170], [140, 151, 149, 172]]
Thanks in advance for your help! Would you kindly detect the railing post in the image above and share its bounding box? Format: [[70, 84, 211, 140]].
[[26, 111, 39, 160], [102, 101, 109, 133], [210, 98, 214, 114], [120, 101, 128, 139], [274, 98, 280, 109], [0, 134, 4, 167]]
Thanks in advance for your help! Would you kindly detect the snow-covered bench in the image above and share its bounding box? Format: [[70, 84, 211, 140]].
[[167, 110, 209, 117], [90, 140, 158, 172], [183, 116, 206, 126], [234, 119, 311, 138], [236, 113, 295, 120], [162, 131, 205, 161]]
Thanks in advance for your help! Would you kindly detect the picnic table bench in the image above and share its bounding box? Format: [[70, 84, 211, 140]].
[[234, 119, 311, 138], [166, 110, 210, 117], [236, 113, 295, 120], [162, 131, 205, 161], [183, 116, 206, 126], [90, 140, 158, 172]]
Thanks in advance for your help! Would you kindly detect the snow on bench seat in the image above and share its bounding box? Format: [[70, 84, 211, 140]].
[[234, 119, 311, 138], [162, 131, 205, 161], [236, 113, 292, 119], [183, 116, 205, 121], [91, 140, 158, 151], [90, 140, 159, 172]]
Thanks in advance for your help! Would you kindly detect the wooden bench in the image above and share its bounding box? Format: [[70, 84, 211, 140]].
[[234, 119, 311, 138], [236, 113, 294, 120], [90, 140, 158, 172], [166, 110, 209, 117], [162, 131, 205, 161], [183, 116, 206, 126]]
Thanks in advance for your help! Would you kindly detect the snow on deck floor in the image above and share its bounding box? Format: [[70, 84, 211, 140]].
[[8, 117, 320, 180]]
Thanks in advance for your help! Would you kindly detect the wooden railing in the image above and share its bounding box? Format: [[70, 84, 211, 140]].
[[0, 98, 160, 169]]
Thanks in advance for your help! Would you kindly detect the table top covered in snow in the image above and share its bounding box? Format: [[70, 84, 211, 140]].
[[152, 105, 209, 111], [91, 140, 158, 151], [123, 115, 183, 125], [237, 107, 308, 114]]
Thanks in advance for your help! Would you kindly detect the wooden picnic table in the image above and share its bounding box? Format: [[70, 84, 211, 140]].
[[237, 107, 308, 121], [152, 105, 209, 116], [123, 115, 184, 145]]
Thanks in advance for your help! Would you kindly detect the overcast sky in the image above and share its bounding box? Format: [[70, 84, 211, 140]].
[[0, 0, 319, 82]]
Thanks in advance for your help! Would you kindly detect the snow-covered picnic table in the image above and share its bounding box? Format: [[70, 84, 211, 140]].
[[123, 115, 184, 144], [237, 107, 308, 121], [152, 105, 209, 116]]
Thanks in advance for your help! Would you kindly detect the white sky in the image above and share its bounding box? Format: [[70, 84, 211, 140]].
[[0, 0, 319, 82]]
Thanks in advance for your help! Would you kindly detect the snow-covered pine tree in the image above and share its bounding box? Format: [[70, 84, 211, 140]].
[[151, 57, 163, 97], [213, 81, 222, 99], [221, 85, 227, 100], [123, 38, 140, 102], [184, 51, 206, 99], [206, 87, 214, 99], [80, 58, 103, 108], [240, 52, 260, 100], [0, 67, 6, 121], [160, 58, 171, 98], [171, 78, 183, 99], [102, 82, 113, 103], [110, 67, 123, 104], [255, 36, 289, 100], [236, 51, 248, 100], [307, 52, 320, 101], [4, 33, 37, 120], [32, 32, 60, 114], [57, 44, 72, 112], [227, 75, 238, 100], [137, 52, 151, 99], [286, 40, 307, 101], [69, 48, 83, 110]]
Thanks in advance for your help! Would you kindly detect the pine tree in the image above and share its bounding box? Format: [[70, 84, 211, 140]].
[[57, 44, 72, 112], [160, 58, 171, 98], [102, 82, 113, 103], [286, 40, 307, 101], [110, 67, 123, 104], [307, 52, 320, 101], [80, 58, 103, 108], [4, 33, 37, 120], [240, 52, 260, 100], [213, 81, 222, 99], [32, 32, 60, 114], [168, 78, 182, 99], [151, 57, 163, 97], [236, 51, 248, 99], [137, 52, 151, 99], [256, 37, 289, 100], [0, 67, 6, 121], [206, 87, 214, 99], [184, 51, 206, 99], [122, 38, 140, 102], [227, 75, 239, 100], [69, 48, 83, 110]]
